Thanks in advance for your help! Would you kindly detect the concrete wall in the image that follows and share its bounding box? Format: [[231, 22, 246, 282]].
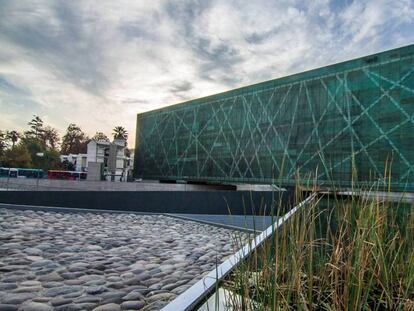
[[0, 190, 291, 215], [0, 178, 238, 191], [87, 162, 102, 182]]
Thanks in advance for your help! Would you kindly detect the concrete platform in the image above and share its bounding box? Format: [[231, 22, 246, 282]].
[[168, 214, 274, 232]]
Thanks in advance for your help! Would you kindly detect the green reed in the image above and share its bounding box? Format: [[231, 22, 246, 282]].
[[223, 176, 414, 310]]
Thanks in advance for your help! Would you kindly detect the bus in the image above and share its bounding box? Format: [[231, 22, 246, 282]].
[[0, 167, 44, 178], [47, 170, 87, 180]]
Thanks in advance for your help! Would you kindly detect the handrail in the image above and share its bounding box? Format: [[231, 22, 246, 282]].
[[161, 192, 318, 311]]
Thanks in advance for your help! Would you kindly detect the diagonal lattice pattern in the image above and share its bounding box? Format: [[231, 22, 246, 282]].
[[135, 45, 414, 191]]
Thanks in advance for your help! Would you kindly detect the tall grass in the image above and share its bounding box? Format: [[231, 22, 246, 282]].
[[223, 188, 414, 310]]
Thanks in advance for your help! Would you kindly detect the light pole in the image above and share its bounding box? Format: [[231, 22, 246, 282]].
[[36, 152, 44, 191], [6, 168, 10, 191]]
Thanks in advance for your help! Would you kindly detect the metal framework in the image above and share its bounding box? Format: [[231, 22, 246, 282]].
[[135, 44, 414, 191], [161, 193, 317, 311]]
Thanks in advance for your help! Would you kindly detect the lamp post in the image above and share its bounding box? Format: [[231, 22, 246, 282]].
[[36, 152, 44, 191], [6, 168, 10, 191]]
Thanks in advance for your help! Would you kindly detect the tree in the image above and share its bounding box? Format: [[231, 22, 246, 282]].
[[18, 136, 60, 170], [1, 143, 33, 168], [61, 124, 88, 154], [43, 126, 60, 150], [40, 149, 61, 170], [25, 115, 44, 140], [6, 130, 20, 148], [92, 132, 110, 142], [112, 126, 128, 140], [61, 159, 76, 171], [0, 130, 7, 155]]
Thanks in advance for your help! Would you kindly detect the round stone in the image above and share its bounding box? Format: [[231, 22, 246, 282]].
[[92, 303, 121, 311], [50, 297, 73, 307], [13, 286, 42, 293], [67, 262, 89, 272], [86, 286, 107, 295], [122, 290, 145, 301], [43, 285, 83, 297], [20, 281, 41, 287], [23, 248, 43, 256], [18, 302, 53, 311], [30, 260, 55, 268], [120, 300, 145, 310], [37, 272, 63, 282], [0, 283, 18, 291], [86, 245, 102, 251], [1, 293, 37, 304]]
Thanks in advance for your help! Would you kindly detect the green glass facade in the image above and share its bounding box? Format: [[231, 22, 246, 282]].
[[135, 44, 414, 191]]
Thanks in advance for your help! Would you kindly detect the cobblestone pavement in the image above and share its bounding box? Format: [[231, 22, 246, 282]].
[[0, 208, 242, 310]]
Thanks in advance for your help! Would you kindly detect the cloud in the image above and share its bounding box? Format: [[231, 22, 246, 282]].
[[0, 0, 413, 147]]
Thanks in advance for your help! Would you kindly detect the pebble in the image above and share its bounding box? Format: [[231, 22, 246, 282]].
[[0, 208, 244, 310], [37, 273, 63, 282], [54, 304, 84, 311], [120, 300, 145, 310], [20, 281, 41, 287], [2, 293, 37, 305], [50, 297, 73, 307], [43, 286, 83, 297], [13, 287, 42, 293], [92, 303, 121, 311], [23, 248, 43, 256], [0, 283, 18, 291], [122, 290, 145, 300], [86, 286, 107, 295], [18, 302, 53, 311]]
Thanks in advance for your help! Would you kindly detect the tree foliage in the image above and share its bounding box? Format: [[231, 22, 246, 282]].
[[61, 124, 89, 154], [1, 116, 61, 169], [25, 115, 44, 140], [1, 116, 130, 171], [112, 126, 128, 140], [92, 131, 110, 142], [43, 126, 60, 150], [23, 116, 60, 150], [0, 130, 7, 155], [1, 143, 33, 168], [6, 130, 20, 148], [18, 137, 60, 170], [61, 159, 76, 171]]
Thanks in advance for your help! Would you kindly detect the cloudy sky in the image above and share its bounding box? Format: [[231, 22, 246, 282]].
[[1, 0, 414, 147]]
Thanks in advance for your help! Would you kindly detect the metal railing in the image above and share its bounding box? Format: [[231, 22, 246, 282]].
[[161, 192, 318, 311]]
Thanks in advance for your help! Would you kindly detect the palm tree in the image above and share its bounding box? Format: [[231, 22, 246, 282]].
[[112, 126, 128, 140], [92, 132, 110, 142], [6, 130, 20, 148]]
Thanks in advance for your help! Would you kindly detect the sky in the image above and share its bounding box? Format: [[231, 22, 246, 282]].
[[0, 0, 414, 148]]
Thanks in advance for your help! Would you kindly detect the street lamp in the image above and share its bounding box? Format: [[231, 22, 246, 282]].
[[6, 168, 10, 191], [36, 152, 44, 190]]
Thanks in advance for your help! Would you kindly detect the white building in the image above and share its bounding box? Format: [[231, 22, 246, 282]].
[[60, 138, 133, 182], [87, 138, 132, 181]]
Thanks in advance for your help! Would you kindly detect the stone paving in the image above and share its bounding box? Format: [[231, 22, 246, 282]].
[[0, 208, 243, 310]]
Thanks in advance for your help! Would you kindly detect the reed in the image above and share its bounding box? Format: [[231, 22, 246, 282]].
[[223, 176, 414, 310]]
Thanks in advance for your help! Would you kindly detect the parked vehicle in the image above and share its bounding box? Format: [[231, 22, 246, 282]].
[[0, 167, 44, 178], [47, 170, 87, 180]]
